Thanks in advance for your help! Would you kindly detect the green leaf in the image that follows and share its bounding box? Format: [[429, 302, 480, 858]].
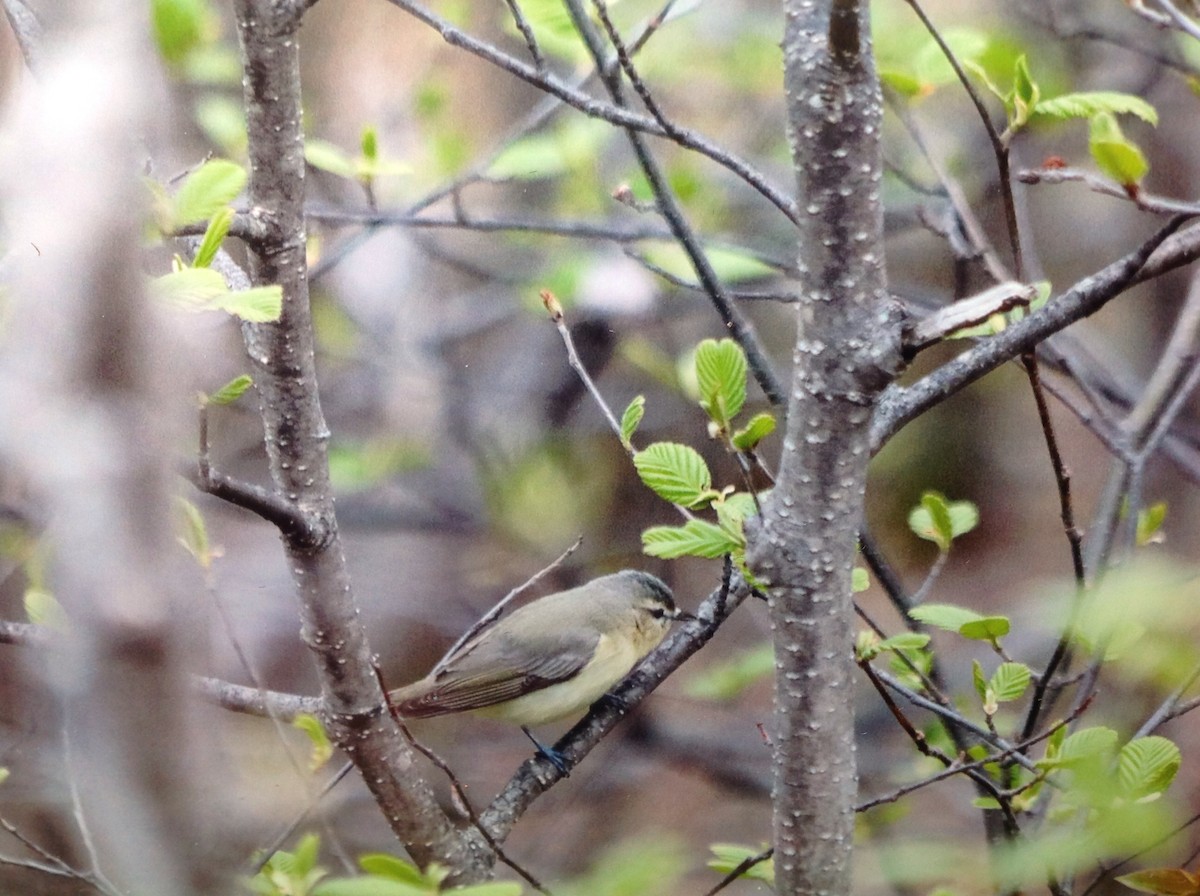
[[488, 118, 607, 180], [620, 395, 646, 449], [360, 126, 379, 163], [1090, 112, 1149, 187], [356, 855, 425, 885], [874, 632, 930, 652], [1045, 726, 1119, 768], [641, 241, 776, 284], [1137, 502, 1167, 546], [851, 566, 870, 593], [694, 338, 748, 427], [24, 587, 67, 629], [293, 713, 333, 773], [972, 659, 988, 702], [959, 616, 1011, 642], [908, 491, 978, 551], [909, 603, 983, 632], [312, 879, 428, 896], [1010, 55, 1041, 129], [685, 645, 773, 700], [151, 0, 210, 64], [1118, 736, 1181, 799], [707, 844, 774, 886], [989, 662, 1032, 702], [642, 519, 742, 559], [173, 495, 211, 567], [172, 158, 246, 227], [216, 286, 283, 322], [193, 205, 233, 268], [732, 412, 776, 451], [1034, 91, 1158, 126], [305, 139, 358, 179], [633, 442, 716, 508], [209, 374, 253, 406], [912, 26, 991, 89], [448, 885, 523, 896]]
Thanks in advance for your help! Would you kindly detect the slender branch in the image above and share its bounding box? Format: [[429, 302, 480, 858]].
[[383, 0, 801, 225]]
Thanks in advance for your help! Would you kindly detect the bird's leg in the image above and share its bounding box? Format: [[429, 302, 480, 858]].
[[521, 726, 570, 776]]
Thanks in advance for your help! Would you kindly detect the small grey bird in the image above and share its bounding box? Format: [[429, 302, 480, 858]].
[[389, 570, 681, 730]]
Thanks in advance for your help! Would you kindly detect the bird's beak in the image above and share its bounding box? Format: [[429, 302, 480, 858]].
[[673, 608, 697, 622]]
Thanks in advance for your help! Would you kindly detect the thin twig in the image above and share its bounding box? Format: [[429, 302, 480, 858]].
[[699, 847, 774, 896]]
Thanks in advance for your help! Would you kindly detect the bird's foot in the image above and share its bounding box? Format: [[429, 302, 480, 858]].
[[521, 726, 569, 776]]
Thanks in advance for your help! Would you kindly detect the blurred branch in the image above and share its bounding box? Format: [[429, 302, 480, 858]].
[[383, 0, 801, 225], [1020, 166, 1200, 217], [0, 0, 41, 71]]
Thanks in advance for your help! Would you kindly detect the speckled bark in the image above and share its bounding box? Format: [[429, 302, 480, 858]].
[[232, 1, 489, 878], [747, 1, 903, 894]]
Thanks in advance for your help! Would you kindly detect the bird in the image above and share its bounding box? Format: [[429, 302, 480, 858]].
[[388, 570, 683, 770]]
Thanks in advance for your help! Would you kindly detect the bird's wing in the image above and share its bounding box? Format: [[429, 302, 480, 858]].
[[393, 625, 599, 718]]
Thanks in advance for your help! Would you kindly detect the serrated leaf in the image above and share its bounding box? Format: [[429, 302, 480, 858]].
[[293, 714, 333, 773], [972, 659, 988, 701], [909, 603, 983, 632], [1117, 868, 1200, 896], [642, 519, 741, 559], [620, 395, 645, 448], [1118, 736, 1181, 799], [1034, 91, 1158, 126], [172, 158, 246, 227], [193, 205, 233, 268], [1090, 112, 1149, 187], [989, 662, 1032, 702], [209, 374, 253, 406], [732, 412, 776, 451], [633, 442, 716, 508], [960, 616, 1010, 641], [695, 338, 747, 427], [1048, 726, 1119, 768], [305, 139, 358, 179]]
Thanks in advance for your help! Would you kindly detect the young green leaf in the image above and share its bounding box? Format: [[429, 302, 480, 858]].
[[193, 205, 234, 268], [851, 566, 870, 593], [620, 395, 646, 448], [1034, 91, 1158, 126], [360, 125, 379, 163], [293, 714, 334, 773], [642, 519, 742, 559], [172, 158, 247, 227], [732, 412, 776, 451], [1010, 55, 1041, 130], [633, 442, 717, 508], [24, 587, 67, 629], [1090, 112, 1149, 188], [174, 495, 211, 568], [305, 139, 358, 179], [989, 662, 1032, 702], [209, 374, 253, 406], [908, 491, 978, 551], [695, 338, 747, 427], [1137, 502, 1167, 546], [909, 603, 983, 632], [874, 632, 930, 653], [959, 616, 1011, 642], [356, 854, 425, 884], [1118, 736, 1181, 799], [972, 659, 988, 702]]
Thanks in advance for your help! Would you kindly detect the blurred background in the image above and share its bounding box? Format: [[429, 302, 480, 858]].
[[3, 0, 1200, 893]]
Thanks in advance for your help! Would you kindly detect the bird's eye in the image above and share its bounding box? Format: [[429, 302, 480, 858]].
[[648, 606, 668, 619]]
